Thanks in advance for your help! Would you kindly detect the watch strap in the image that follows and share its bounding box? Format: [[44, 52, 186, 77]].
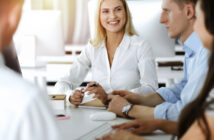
[[122, 104, 133, 118]]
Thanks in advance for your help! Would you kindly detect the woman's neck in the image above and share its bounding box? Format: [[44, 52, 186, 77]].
[[106, 30, 125, 49]]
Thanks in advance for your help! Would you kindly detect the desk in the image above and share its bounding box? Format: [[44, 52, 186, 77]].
[[21, 65, 183, 93], [56, 106, 172, 140]]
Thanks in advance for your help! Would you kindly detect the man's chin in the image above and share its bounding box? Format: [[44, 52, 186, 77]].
[[168, 33, 178, 39]]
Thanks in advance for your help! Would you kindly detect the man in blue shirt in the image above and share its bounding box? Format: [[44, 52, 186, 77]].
[[107, 0, 209, 121]]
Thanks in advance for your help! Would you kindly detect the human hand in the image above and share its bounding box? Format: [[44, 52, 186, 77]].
[[69, 88, 84, 105], [112, 119, 159, 135], [107, 95, 130, 117], [111, 90, 133, 97], [96, 129, 143, 140], [85, 81, 108, 105]]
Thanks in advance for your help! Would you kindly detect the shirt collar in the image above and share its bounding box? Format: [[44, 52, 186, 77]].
[[179, 32, 202, 57]]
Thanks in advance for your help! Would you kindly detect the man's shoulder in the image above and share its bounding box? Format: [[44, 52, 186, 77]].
[[0, 67, 45, 119], [197, 45, 210, 56], [195, 45, 209, 65], [0, 67, 40, 99]]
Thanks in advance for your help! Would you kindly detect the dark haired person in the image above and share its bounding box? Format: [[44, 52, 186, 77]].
[[107, 0, 209, 121], [0, 0, 61, 139], [177, 0, 214, 139], [97, 0, 214, 139]]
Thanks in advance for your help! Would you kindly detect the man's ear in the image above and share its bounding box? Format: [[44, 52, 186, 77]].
[[185, 3, 195, 20]]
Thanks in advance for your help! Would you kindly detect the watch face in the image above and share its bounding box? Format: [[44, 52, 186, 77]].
[[122, 104, 133, 118], [122, 106, 126, 113], [122, 104, 131, 113]]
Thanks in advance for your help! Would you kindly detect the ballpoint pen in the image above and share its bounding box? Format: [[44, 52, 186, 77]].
[[81, 82, 99, 93], [90, 82, 99, 87]]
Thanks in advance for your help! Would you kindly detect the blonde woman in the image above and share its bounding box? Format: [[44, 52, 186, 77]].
[[55, 0, 158, 105]]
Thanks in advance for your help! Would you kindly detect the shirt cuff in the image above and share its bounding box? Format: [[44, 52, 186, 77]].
[[65, 90, 74, 106], [156, 88, 178, 103], [154, 102, 170, 120]]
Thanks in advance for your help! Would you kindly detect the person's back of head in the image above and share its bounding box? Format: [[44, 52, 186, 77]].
[[0, 0, 24, 50], [0, 0, 23, 74]]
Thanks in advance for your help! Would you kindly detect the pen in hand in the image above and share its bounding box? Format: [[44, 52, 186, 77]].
[[90, 83, 99, 87], [81, 82, 99, 94], [84, 82, 99, 95], [86, 82, 99, 88]]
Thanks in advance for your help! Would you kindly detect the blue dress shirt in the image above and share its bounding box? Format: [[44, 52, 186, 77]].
[[154, 32, 209, 121]]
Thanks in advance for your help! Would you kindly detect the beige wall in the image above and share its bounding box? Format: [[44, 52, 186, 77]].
[[24, 0, 90, 45]]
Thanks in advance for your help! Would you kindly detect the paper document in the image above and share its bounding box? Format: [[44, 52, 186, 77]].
[[79, 98, 106, 109], [81, 91, 95, 104]]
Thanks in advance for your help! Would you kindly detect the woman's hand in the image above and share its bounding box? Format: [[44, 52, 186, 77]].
[[112, 119, 160, 135], [69, 89, 84, 105], [96, 129, 143, 140], [85, 82, 108, 105]]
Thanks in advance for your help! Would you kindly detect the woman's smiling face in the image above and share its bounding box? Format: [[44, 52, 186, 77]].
[[100, 0, 126, 34]]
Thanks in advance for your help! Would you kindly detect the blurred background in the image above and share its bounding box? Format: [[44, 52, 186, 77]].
[[22, 0, 90, 45]]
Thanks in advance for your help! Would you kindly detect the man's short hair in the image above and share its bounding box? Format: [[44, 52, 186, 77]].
[[173, 0, 198, 8]]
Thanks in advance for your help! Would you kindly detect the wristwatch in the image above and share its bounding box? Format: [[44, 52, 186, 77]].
[[122, 104, 133, 118]]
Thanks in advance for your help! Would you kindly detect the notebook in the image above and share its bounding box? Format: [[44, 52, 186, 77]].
[[79, 98, 106, 110]]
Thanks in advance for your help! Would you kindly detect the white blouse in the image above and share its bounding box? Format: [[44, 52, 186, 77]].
[[55, 34, 158, 94]]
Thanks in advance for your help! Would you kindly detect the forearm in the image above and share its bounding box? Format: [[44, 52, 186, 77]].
[[130, 84, 157, 95], [156, 119, 178, 135], [128, 105, 155, 119], [141, 93, 165, 106], [129, 93, 165, 107]]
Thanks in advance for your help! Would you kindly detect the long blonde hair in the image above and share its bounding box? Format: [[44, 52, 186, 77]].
[[90, 0, 137, 47]]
